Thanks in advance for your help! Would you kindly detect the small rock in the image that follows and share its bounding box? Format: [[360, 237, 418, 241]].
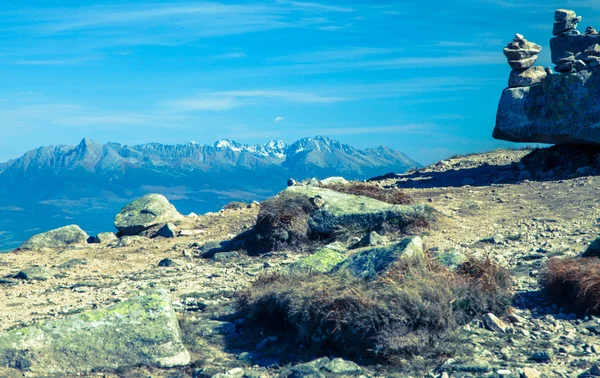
[[322, 358, 362, 375], [213, 251, 240, 261], [590, 364, 600, 376], [531, 350, 552, 362], [156, 223, 180, 238], [14, 267, 57, 281], [522, 367, 541, 378], [350, 231, 386, 249], [483, 313, 509, 333], [158, 258, 177, 267]]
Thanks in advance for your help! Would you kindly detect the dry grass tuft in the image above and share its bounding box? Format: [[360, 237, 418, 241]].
[[540, 257, 600, 314], [254, 192, 319, 251], [236, 254, 511, 367], [322, 182, 413, 205]]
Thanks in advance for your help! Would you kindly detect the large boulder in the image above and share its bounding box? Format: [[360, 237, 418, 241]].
[[114, 194, 182, 235], [285, 186, 433, 235], [494, 67, 600, 145], [0, 290, 190, 375], [18, 225, 88, 251], [331, 237, 424, 280]]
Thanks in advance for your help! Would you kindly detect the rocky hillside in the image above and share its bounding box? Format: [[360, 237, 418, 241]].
[[3, 145, 600, 377], [0, 136, 419, 251]]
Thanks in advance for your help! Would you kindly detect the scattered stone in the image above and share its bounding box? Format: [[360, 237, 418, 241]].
[[213, 251, 240, 261], [531, 350, 552, 362], [114, 194, 182, 235], [522, 367, 541, 378], [287, 178, 299, 187], [156, 223, 180, 238], [434, 248, 466, 269], [0, 290, 190, 374], [18, 225, 88, 251], [332, 237, 424, 280], [483, 313, 509, 333], [14, 266, 58, 281], [158, 258, 177, 267], [349, 231, 386, 249]]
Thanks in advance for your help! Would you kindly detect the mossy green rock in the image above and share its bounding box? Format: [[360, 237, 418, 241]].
[[0, 290, 190, 375], [18, 225, 88, 251], [332, 237, 424, 280], [288, 247, 346, 274], [285, 186, 434, 235], [114, 194, 182, 235]]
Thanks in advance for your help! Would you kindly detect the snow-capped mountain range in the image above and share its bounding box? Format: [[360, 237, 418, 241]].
[[0, 136, 420, 250]]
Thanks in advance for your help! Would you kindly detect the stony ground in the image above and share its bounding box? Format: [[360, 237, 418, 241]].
[[2, 148, 600, 377]]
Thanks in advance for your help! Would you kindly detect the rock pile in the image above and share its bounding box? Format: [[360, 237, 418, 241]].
[[503, 34, 546, 88], [494, 9, 600, 145], [553, 9, 582, 37]]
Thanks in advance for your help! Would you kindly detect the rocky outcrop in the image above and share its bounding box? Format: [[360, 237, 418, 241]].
[[114, 194, 182, 235], [285, 186, 434, 235], [0, 290, 190, 375], [331, 237, 424, 280], [494, 9, 600, 145], [18, 225, 88, 251]]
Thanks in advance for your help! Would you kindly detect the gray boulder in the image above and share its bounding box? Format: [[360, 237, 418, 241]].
[[332, 237, 424, 280], [0, 290, 190, 375], [494, 67, 600, 144], [285, 186, 434, 235], [93, 232, 118, 244], [18, 225, 88, 251], [508, 66, 547, 88], [114, 194, 182, 235]]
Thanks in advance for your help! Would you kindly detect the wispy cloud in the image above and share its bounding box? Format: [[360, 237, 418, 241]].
[[166, 89, 348, 111], [275, 1, 355, 13]]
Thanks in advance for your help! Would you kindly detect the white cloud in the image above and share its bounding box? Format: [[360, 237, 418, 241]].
[[166, 89, 348, 112], [274, 116, 285, 123]]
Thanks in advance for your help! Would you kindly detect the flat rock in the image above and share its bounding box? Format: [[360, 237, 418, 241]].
[[14, 267, 58, 281], [93, 232, 118, 244], [18, 225, 88, 251], [114, 194, 183, 235], [508, 66, 547, 88], [156, 223, 180, 238], [0, 290, 190, 374], [285, 186, 434, 235], [494, 67, 600, 144], [331, 236, 424, 280]]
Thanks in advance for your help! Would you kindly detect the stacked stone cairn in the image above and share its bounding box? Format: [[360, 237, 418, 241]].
[[503, 34, 546, 88], [553, 9, 582, 37]]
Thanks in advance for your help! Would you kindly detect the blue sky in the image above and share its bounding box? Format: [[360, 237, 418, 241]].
[[1, 0, 599, 165]]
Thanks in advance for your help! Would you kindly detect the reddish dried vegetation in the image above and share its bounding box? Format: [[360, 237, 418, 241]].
[[322, 182, 413, 205], [540, 257, 600, 314]]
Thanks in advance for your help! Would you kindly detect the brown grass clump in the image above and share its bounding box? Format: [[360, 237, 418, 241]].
[[254, 192, 319, 251], [322, 182, 413, 205], [540, 257, 600, 315], [236, 254, 512, 368]]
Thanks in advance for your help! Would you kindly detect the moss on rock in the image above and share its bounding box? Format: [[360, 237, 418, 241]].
[[0, 290, 190, 375], [288, 247, 346, 274]]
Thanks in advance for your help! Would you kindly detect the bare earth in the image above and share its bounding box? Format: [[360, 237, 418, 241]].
[[2, 148, 600, 377]]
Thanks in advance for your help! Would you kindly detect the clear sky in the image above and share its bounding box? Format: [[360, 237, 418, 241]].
[[1, 1, 599, 165]]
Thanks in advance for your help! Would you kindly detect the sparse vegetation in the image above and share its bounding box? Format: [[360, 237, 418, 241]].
[[253, 192, 319, 251], [222, 201, 248, 211], [540, 257, 600, 315], [235, 253, 512, 369], [322, 182, 413, 205]]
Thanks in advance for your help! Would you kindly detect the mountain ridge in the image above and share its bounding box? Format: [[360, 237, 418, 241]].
[[0, 136, 420, 250]]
